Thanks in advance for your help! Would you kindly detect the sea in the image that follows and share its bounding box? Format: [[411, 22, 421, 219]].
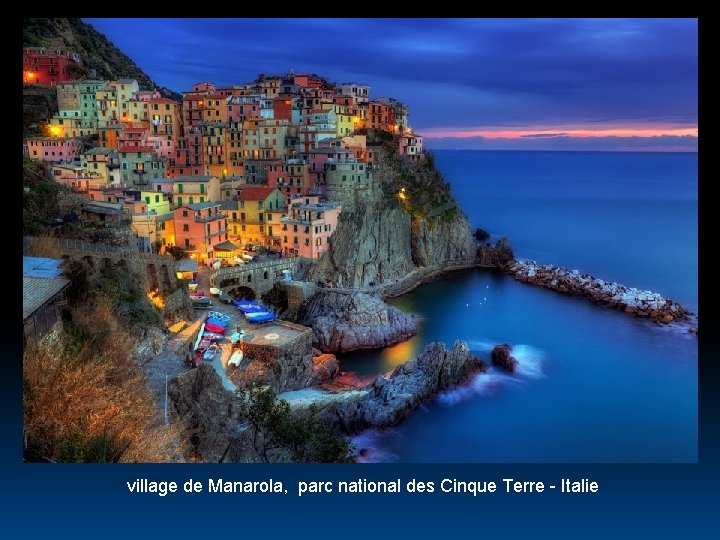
[[340, 150, 698, 463]]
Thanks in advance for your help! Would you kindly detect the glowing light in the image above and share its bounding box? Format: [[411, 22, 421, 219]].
[[147, 290, 165, 309], [49, 126, 61, 137]]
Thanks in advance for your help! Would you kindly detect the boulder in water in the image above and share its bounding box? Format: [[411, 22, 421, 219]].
[[491, 343, 518, 373]]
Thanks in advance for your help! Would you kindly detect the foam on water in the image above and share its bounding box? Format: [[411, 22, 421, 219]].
[[511, 344, 547, 380], [351, 430, 399, 463]]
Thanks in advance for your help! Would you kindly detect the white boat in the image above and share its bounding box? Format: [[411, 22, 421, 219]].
[[209, 287, 221, 295], [228, 350, 244, 367]]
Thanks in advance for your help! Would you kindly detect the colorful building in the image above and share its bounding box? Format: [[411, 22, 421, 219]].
[[23, 47, 81, 87], [26, 137, 79, 163], [173, 202, 229, 264], [172, 175, 221, 207], [281, 196, 342, 259], [118, 146, 167, 186], [229, 186, 285, 246]]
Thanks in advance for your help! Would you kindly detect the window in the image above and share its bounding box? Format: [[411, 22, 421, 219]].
[[239, 201, 245, 208], [145, 196, 150, 204], [258, 201, 264, 209], [316, 238, 322, 246], [241, 225, 246, 232], [293, 225, 298, 232], [259, 225, 264, 233], [240, 213, 246, 221], [182, 224, 189, 232], [200, 184, 205, 194], [184, 239, 190, 247], [199, 197, 204, 203], [304, 238, 310, 247], [189, 197, 194, 204], [293, 236, 298, 245], [232, 212, 237, 220], [283, 236, 288, 243], [182, 210, 188, 217], [177, 198, 183, 207], [266, 213, 272, 221], [122, 162, 128, 170], [178, 184, 183, 193], [155, 195, 160, 203]]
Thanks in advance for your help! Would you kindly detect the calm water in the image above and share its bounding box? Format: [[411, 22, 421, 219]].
[[342, 150, 698, 463]]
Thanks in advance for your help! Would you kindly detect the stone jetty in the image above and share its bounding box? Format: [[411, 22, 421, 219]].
[[506, 260, 693, 324]]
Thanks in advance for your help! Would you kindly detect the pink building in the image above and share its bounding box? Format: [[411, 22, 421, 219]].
[[173, 202, 229, 265], [280, 196, 342, 259], [399, 132, 424, 160], [118, 125, 150, 148], [26, 137, 79, 163]]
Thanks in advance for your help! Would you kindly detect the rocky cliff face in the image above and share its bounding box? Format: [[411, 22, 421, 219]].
[[169, 364, 248, 463], [310, 148, 477, 289], [477, 237, 515, 267], [318, 341, 486, 434], [296, 290, 417, 353], [228, 326, 318, 393]]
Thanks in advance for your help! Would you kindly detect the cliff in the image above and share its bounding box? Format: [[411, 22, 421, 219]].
[[309, 142, 477, 289]]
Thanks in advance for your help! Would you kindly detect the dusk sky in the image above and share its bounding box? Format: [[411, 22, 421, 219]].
[[85, 18, 697, 151]]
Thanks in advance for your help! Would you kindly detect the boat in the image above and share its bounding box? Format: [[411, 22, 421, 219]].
[[245, 311, 276, 324], [191, 297, 211, 309], [188, 281, 199, 292], [228, 349, 244, 367], [203, 343, 219, 361], [206, 317, 229, 328], [209, 287, 221, 296], [232, 299, 259, 309], [204, 322, 226, 334], [189, 290, 206, 297]]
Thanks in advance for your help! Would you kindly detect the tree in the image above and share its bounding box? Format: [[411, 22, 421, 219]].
[[237, 383, 354, 463], [165, 245, 187, 261]]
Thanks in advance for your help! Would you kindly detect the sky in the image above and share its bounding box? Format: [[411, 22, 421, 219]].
[[84, 18, 697, 152]]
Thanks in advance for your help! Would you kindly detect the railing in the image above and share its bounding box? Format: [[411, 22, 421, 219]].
[[194, 211, 228, 223]]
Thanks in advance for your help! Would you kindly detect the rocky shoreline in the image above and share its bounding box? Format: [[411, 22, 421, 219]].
[[506, 259, 695, 327], [317, 341, 486, 434]]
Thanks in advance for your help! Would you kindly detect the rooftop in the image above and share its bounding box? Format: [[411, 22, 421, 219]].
[[23, 257, 64, 279], [84, 147, 115, 155], [23, 277, 70, 320], [172, 175, 214, 182], [238, 186, 278, 201], [183, 202, 222, 211], [117, 146, 156, 154]]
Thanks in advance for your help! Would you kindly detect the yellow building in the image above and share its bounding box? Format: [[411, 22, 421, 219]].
[[140, 190, 172, 215], [81, 147, 119, 183], [229, 186, 285, 246]]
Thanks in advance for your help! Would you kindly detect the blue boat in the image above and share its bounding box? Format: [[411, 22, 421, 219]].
[[245, 311, 275, 323], [206, 317, 229, 328], [232, 299, 259, 309]]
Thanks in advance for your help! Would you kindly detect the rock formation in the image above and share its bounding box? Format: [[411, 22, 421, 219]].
[[475, 228, 490, 241], [228, 325, 318, 393], [491, 343, 518, 372], [168, 363, 248, 463], [296, 290, 417, 353], [318, 341, 487, 434], [309, 146, 477, 289], [477, 237, 514, 267]]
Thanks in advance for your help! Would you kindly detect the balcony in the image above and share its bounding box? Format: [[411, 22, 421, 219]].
[[194, 211, 228, 223]]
